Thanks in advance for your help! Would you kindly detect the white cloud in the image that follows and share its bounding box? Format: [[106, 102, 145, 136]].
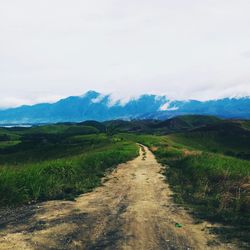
[[91, 94, 106, 103], [0, 95, 63, 109], [159, 102, 179, 111], [0, 0, 250, 107]]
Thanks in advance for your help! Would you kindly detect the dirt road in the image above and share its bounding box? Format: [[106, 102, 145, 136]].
[[0, 145, 234, 250]]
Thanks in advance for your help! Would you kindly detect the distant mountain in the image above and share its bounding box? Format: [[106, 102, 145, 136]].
[[143, 98, 250, 120], [0, 91, 249, 124]]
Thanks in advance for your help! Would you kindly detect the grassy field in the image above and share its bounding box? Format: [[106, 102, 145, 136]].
[[169, 122, 250, 160], [0, 124, 138, 206], [119, 132, 250, 246], [0, 116, 249, 246]]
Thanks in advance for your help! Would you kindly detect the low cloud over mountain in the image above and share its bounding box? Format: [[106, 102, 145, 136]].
[[0, 91, 249, 124]]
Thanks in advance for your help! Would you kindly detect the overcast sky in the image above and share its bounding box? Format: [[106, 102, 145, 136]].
[[1, 0, 250, 108]]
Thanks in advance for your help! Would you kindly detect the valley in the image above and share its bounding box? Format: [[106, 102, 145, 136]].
[[0, 146, 234, 250], [0, 115, 249, 249], [2, 1, 250, 249]]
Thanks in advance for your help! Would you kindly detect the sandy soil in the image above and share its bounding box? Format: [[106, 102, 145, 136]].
[[0, 145, 235, 250]]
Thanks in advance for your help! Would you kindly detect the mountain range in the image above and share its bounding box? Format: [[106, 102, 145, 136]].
[[0, 91, 249, 124]]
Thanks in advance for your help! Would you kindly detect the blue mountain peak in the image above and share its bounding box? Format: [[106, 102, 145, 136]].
[[0, 91, 249, 124]]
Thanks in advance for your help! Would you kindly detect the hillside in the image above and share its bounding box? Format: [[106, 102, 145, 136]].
[[104, 115, 222, 135], [169, 120, 250, 159], [0, 115, 249, 248], [119, 126, 250, 247]]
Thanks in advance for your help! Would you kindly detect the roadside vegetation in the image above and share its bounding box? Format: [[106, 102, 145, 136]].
[[0, 115, 249, 246], [169, 121, 250, 160], [118, 124, 250, 247], [0, 124, 138, 206]]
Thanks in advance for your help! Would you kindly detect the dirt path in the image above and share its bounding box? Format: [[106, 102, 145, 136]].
[[0, 145, 235, 250]]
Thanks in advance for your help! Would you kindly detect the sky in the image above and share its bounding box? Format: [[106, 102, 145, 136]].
[[1, 0, 250, 108]]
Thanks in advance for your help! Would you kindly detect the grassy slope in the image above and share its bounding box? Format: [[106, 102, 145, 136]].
[[153, 115, 221, 131], [240, 120, 250, 130], [0, 140, 138, 206], [0, 124, 139, 206], [174, 115, 221, 126], [169, 121, 250, 159], [105, 115, 221, 135], [0, 116, 249, 245], [119, 133, 250, 247], [0, 123, 106, 165]]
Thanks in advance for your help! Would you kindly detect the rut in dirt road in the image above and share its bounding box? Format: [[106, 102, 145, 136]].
[[0, 145, 234, 250]]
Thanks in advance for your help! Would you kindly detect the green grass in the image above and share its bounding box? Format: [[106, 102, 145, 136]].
[[0, 124, 139, 206], [0, 133, 111, 165], [174, 115, 221, 126], [0, 140, 21, 149], [0, 128, 20, 141], [164, 152, 250, 221], [168, 123, 250, 159], [121, 132, 250, 246], [0, 118, 249, 246], [117, 133, 167, 147], [164, 151, 250, 247], [240, 120, 250, 130], [26, 124, 99, 135], [0, 141, 138, 206]]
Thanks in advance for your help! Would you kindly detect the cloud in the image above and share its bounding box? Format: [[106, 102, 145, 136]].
[[242, 50, 250, 58], [159, 102, 179, 111], [91, 94, 106, 103], [0, 95, 63, 109], [0, 0, 250, 107]]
